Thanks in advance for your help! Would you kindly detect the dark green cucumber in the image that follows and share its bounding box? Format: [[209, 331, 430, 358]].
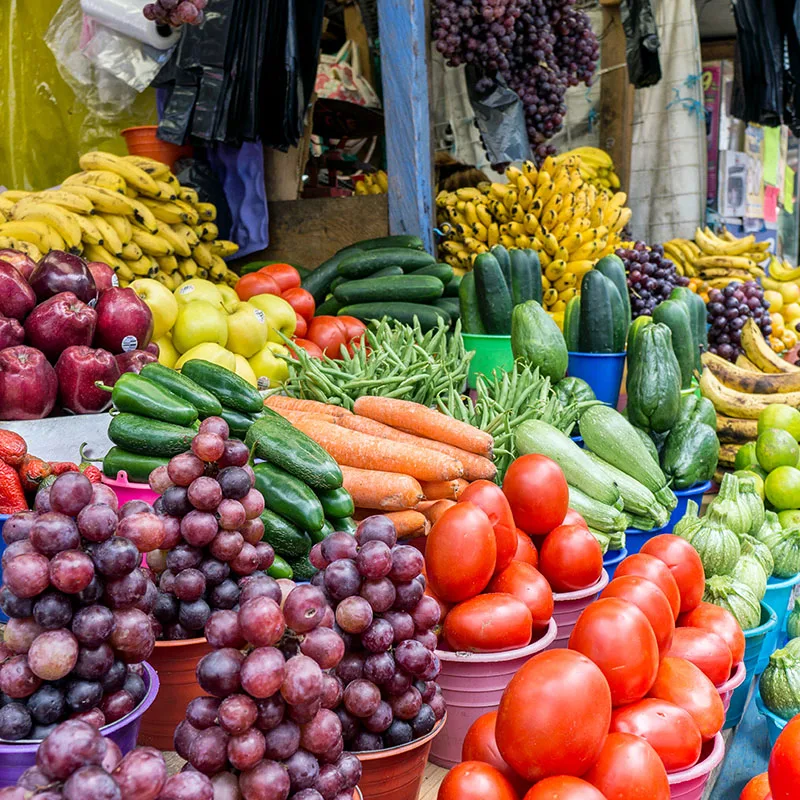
[[301, 250, 355, 303], [330, 516, 357, 534], [253, 461, 325, 531], [333, 275, 444, 305], [287, 556, 318, 581], [578, 271, 622, 354], [340, 235, 425, 252], [491, 245, 512, 289], [670, 286, 705, 372], [337, 248, 434, 278], [100, 447, 169, 483], [330, 276, 347, 292], [527, 250, 543, 305], [219, 407, 260, 439], [140, 363, 222, 418], [108, 414, 196, 458], [180, 360, 263, 414], [315, 296, 343, 316], [317, 486, 355, 519], [459, 271, 485, 334], [653, 299, 695, 389], [444, 274, 462, 297], [594, 255, 631, 338], [412, 263, 454, 284], [563, 295, 581, 351], [294, 266, 310, 279], [245, 412, 343, 490], [509, 248, 536, 306], [474, 252, 512, 334], [370, 266, 405, 278], [267, 554, 293, 579], [607, 282, 627, 353], [309, 518, 335, 545], [260, 509, 312, 557], [435, 297, 460, 321], [336, 303, 449, 332]]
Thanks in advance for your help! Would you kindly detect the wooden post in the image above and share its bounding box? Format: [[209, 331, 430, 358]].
[[376, 0, 435, 252], [343, 3, 375, 88]]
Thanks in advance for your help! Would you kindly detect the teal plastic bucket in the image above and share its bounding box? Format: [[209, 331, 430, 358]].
[[461, 334, 514, 389], [567, 351, 626, 408], [755, 689, 788, 748], [603, 548, 628, 580], [757, 572, 800, 675], [725, 603, 777, 729]]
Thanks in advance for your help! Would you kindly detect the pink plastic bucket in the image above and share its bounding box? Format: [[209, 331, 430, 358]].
[[102, 472, 158, 506], [667, 733, 725, 799], [545, 569, 609, 651], [428, 618, 557, 768], [716, 661, 746, 714]]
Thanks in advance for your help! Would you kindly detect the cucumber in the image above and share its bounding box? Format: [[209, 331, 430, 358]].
[[340, 235, 425, 252], [140, 363, 223, 418], [220, 407, 260, 439], [459, 271, 484, 333], [435, 297, 460, 321], [563, 295, 581, 351], [594, 255, 631, 340], [653, 299, 695, 389], [302, 250, 354, 303], [333, 275, 444, 305], [412, 263, 454, 284], [527, 250, 543, 305], [331, 516, 357, 534], [444, 274, 462, 297], [108, 414, 196, 458], [254, 461, 325, 531], [316, 296, 343, 316], [288, 556, 318, 581], [309, 518, 335, 545], [607, 281, 627, 353], [260, 510, 312, 557], [474, 252, 512, 334], [330, 276, 347, 292], [490, 245, 512, 289], [509, 248, 536, 306], [337, 248, 435, 278], [180, 359, 263, 414], [267, 554, 293, 579], [370, 266, 405, 278], [336, 303, 449, 332], [670, 286, 706, 372], [316, 486, 355, 519], [578, 271, 620, 354]]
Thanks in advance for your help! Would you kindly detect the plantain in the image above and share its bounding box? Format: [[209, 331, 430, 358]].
[[702, 351, 800, 394], [718, 444, 740, 467], [741, 318, 800, 374], [700, 368, 800, 419], [735, 354, 761, 372], [715, 414, 758, 444]]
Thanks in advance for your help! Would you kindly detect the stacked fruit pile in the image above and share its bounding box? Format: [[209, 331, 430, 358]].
[[353, 171, 388, 196], [553, 147, 621, 192], [0, 152, 239, 290], [705, 280, 772, 361], [616, 242, 689, 318], [763, 257, 800, 353], [663, 228, 769, 283]]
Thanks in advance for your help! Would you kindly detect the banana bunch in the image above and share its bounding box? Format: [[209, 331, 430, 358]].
[[435, 156, 631, 314], [552, 146, 621, 191], [0, 151, 240, 291], [354, 171, 388, 195]]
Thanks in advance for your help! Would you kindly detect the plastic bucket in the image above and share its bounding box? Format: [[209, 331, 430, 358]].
[[429, 618, 557, 768], [121, 126, 193, 170], [137, 637, 213, 749], [717, 660, 747, 714], [461, 334, 514, 389], [757, 572, 800, 675], [666, 733, 725, 800], [570, 435, 584, 448], [0, 662, 159, 787], [625, 526, 662, 556], [545, 570, 609, 651], [567, 352, 626, 408], [755, 689, 788, 748], [0, 515, 8, 623], [725, 603, 777, 729], [603, 548, 628, 581], [102, 472, 158, 507], [667, 481, 712, 533], [355, 715, 445, 800]]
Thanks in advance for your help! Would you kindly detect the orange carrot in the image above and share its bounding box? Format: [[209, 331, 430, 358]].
[[419, 478, 470, 501], [353, 396, 493, 457], [270, 408, 338, 425], [384, 510, 430, 539], [336, 414, 496, 482], [292, 417, 463, 482], [265, 396, 352, 417], [341, 466, 423, 511], [419, 499, 456, 527]]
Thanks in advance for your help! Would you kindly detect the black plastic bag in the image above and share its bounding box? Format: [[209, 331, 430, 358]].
[[620, 0, 661, 89]]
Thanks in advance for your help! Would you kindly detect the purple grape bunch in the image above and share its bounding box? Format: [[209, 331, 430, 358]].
[[618, 242, 690, 319], [0, 473, 157, 742], [144, 0, 207, 28], [432, 0, 599, 156], [706, 281, 771, 362]]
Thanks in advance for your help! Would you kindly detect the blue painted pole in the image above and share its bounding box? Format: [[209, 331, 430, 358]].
[[376, 0, 435, 252]]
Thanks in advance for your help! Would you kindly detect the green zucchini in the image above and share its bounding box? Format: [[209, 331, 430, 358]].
[[459, 271, 485, 334], [337, 248, 434, 278], [627, 315, 652, 364], [568, 485, 629, 533], [653, 299, 694, 389], [333, 275, 444, 305], [267, 554, 293, 579], [180, 359, 263, 414], [336, 302, 449, 332], [253, 461, 325, 531], [301, 250, 355, 303], [260, 510, 312, 558], [474, 252, 512, 334], [490, 245, 512, 289], [316, 486, 355, 520], [140, 363, 223, 418], [100, 447, 169, 483], [579, 271, 622, 354], [316, 296, 343, 316], [340, 235, 425, 252], [632, 426, 660, 464], [219, 407, 260, 439], [108, 414, 196, 458], [670, 286, 706, 372], [412, 263, 454, 284], [509, 248, 536, 306], [594, 255, 631, 341], [444, 273, 462, 298], [563, 295, 581, 352]]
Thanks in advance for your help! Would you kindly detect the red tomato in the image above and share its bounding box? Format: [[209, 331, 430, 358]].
[[426, 502, 496, 603], [609, 698, 702, 772], [235, 272, 281, 301], [337, 315, 367, 342], [768, 713, 800, 800], [443, 593, 532, 652], [614, 554, 681, 620], [677, 602, 745, 665], [461, 480, 518, 574], [647, 657, 725, 740], [539, 525, 602, 593], [600, 575, 675, 656], [640, 534, 705, 613], [290, 338, 324, 359], [583, 732, 670, 800], [294, 313, 308, 338], [438, 761, 521, 800], [514, 530, 539, 567], [503, 455, 569, 536], [463, 711, 530, 796], [258, 263, 301, 292], [523, 777, 606, 800], [667, 627, 732, 686], [306, 316, 347, 358], [568, 598, 659, 707], [496, 650, 611, 783], [281, 286, 315, 320], [489, 562, 554, 635], [562, 509, 589, 529], [740, 773, 772, 800]]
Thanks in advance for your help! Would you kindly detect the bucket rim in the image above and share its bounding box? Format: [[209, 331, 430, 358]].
[[673, 480, 713, 498], [121, 125, 159, 135], [744, 603, 778, 639], [353, 713, 446, 759], [552, 569, 609, 602], [716, 660, 747, 694], [666, 732, 725, 784], [435, 617, 557, 663], [461, 333, 512, 342], [567, 350, 626, 359], [153, 636, 209, 649], [765, 571, 800, 591], [755, 689, 790, 730]]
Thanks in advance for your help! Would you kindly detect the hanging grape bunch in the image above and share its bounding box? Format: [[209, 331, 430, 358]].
[[144, 0, 207, 27], [618, 242, 690, 319], [706, 281, 771, 361], [431, 0, 599, 157]]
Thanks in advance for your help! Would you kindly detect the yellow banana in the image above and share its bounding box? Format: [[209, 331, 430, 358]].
[[567, 260, 595, 277], [127, 199, 160, 234], [1, 191, 31, 203], [487, 223, 500, 247], [545, 260, 567, 282], [63, 171, 127, 194], [139, 198, 188, 225], [64, 186, 134, 216], [192, 242, 214, 268], [121, 242, 143, 261], [464, 202, 479, 225], [210, 240, 239, 258], [541, 209, 558, 233], [76, 215, 105, 246], [178, 258, 198, 279], [13, 203, 82, 250], [741, 318, 800, 373], [521, 161, 537, 182], [514, 235, 532, 248], [156, 255, 179, 273], [79, 152, 162, 197], [210, 255, 229, 282], [91, 216, 124, 256], [131, 228, 173, 257], [18, 190, 95, 216], [610, 207, 632, 233], [499, 235, 515, 248], [99, 214, 132, 244], [122, 155, 170, 179], [83, 244, 127, 271], [471, 222, 488, 243], [195, 202, 216, 222], [455, 187, 483, 201], [0, 220, 63, 253], [178, 186, 200, 204], [0, 237, 42, 261], [505, 166, 523, 184]]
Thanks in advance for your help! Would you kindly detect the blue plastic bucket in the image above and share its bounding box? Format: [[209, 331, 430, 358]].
[[755, 689, 788, 748], [725, 603, 777, 729], [461, 334, 514, 389], [570, 435, 584, 448], [567, 351, 626, 409], [0, 515, 8, 623], [624, 526, 662, 555], [756, 572, 800, 675], [667, 481, 712, 533], [603, 547, 628, 580]]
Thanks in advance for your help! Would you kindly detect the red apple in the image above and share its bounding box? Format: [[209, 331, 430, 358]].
[[0, 346, 58, 420], [55, 346, 120, 414], [24, 292, 97, 362], [0, 316, 25, 349], [94, 288, 154, 354], [145, 342, 160, 357], [87, 262, 117, 295], [0, 250, 37, 280], [0, 261, 37, 321], [115, 349, 157, 375], [29, 251, 97, 305]]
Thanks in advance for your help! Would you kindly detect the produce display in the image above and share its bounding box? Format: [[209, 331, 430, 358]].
[[763, 257, 800, 353], [554, 147, 622, 192], [704, 281, 772, 362], [354, 170, 389, 196], [617, 242, 689, 318], [664, 228, 769, 283], [759, 634, 800, 721]]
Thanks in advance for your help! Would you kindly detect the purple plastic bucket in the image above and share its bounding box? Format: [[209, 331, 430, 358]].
[[666, 733, 725, 799], [717, 660, 747, 714], [0, 662, 159, 788], [545, 569, 609, 651], [603, 548, 627, 581], [429, 618, 557, 768]]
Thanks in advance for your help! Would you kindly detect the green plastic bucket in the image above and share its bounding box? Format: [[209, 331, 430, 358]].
[[461, 334, 514, 389]]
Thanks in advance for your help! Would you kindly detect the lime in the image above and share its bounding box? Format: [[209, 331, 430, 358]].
[[756, 428, 800, 472], [734, 441, 758, 471], [734, 469, 765, 500], [765, 465, 800, 510], [779, 509, 800, 527], [744, 464, 769, 482], [758, 405, 800, 441]]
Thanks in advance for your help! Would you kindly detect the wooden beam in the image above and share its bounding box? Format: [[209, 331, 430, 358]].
[[343, 3, 374, 88], [701, 38, 736, 62], [599, 6, 634, 193], [376, 0, 434, 252]]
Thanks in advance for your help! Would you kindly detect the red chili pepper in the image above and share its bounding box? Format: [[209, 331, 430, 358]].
[[48, 462, 80, 476], [0, 460, 28, 514], [18, 454, 52, 493], [0, 431, 27, 468], [80, 464, 103, 484]]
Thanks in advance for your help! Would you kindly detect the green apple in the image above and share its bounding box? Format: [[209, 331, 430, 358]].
[[226, 302, 268, 358], [173, 278, 223, 309], [248, 294, 297, 343], [172, 300, 228, 353], [174, 342, 236, 371], [217, 284, 241, 315], [130, 278, 178, 341]]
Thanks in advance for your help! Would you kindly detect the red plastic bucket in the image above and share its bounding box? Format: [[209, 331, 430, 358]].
[[102, 472, 158, 506], [716, 660, 746, 714], [121, 126, 193, 170], [666, 733, 725, 799], [429, 618, 558, 768], [545, 569, 609, 650]]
